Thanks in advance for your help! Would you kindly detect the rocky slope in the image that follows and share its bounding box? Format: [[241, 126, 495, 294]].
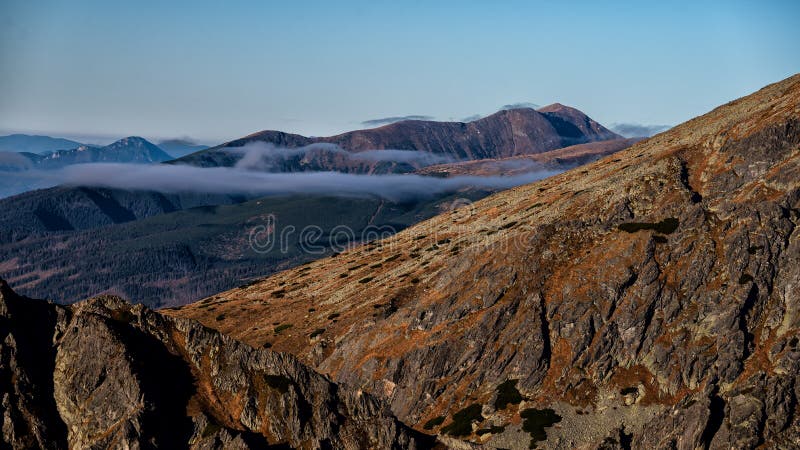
[[0, 279, 433, 449], [172, 74, 800, 448], [175, 105, 619, 172]]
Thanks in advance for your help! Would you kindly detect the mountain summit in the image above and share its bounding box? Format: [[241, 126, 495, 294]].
[[174, 74, 800, 448]]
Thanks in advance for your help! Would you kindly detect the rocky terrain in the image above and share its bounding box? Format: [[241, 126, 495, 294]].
[[175, 105, 619, 172], [172, 74, 800, 448], [0, 278, 433, 449]]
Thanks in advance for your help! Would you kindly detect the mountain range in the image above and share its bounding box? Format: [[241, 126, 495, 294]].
[[169, 74, 800, 448], [8, 77, 799, 447], [175, 104, 620, 173], [0, 137, 174, 199], [0, 104, 630, 306], [34, 137, 173, 169]]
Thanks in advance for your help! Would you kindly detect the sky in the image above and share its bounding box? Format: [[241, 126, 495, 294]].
[[1, 0, 798, 144]]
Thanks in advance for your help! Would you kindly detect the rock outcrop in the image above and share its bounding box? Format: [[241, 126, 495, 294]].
[[0, 279, 432, 449], [173, 74, 800, 448]]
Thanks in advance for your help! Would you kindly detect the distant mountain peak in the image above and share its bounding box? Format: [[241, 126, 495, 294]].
[[177, 103, 620, 168]]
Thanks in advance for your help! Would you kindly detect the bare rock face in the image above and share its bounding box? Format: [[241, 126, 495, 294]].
[[174, 74, 800, 448], [0, 280, 432, 449]]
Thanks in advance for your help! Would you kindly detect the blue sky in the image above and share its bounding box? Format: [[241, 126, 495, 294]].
[[1, 0, 798, 144]]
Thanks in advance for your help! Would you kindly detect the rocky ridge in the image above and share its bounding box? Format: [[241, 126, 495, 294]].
[[0, 279, 432, 449]]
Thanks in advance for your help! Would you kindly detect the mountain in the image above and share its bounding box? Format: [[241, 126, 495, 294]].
[[175, 105, 620, 172], [37, 137, 172, 169], [0, 134, 82, 154], [172, 74, 800, 448], [0, 137, 175, 198], [0, 137, 633, 307], [0, 279, 432, 449], [0, 117, 630, 306], [157, 139, 209, 158]]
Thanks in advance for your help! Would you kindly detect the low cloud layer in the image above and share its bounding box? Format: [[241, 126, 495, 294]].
[[459, 114, 484, 122], [501, 102, 540, 111], [361, 115, 435, 127], [22, 163, 558, 202], [230, 142, 456, 171], [610, 123, 672, 138]]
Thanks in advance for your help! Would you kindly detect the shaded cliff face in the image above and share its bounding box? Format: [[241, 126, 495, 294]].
[[175, 106, 620, 172], [173, 74, 800, 448], [0, 280, 432, 449]]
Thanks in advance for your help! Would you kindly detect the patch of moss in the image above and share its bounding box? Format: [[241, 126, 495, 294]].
[[520, 408, 562, 448], [273, 323, 293, 333], [495, 379, 524, 410], [618, 217, 679, 235], [263, 374, 291, 393], [441, 404, 483, 437], [422, 416, 445, 430]]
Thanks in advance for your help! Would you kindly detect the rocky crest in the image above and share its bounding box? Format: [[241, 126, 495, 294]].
[[0, 279, 432, 449], [173, 74, 800, 448]]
